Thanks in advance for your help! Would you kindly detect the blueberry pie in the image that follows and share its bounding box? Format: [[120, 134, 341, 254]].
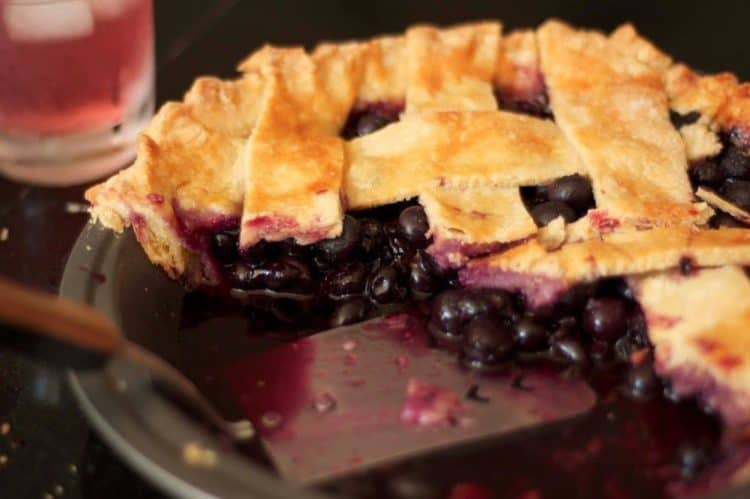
[[87, 20, 750, 430]]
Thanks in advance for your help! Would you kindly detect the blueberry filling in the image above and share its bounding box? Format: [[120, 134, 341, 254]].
[[206, 201, 454, 330], [521, 174, 595, 227], [719, 178, 750, 211], [340, 101, 404, 140], [461, 316, 515, 371], [368, 264, 408, 304], [672, 122, 750, 227], [689, 158, 723, 187], [689, 143, 750, 196], [494, 88, 553, 119], [624, 360, 661, 401], [313, 215, 362, 265], [427, 277, 648, 375]]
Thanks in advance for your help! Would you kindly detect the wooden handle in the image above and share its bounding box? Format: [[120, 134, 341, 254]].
[[0, 276, 123, 356]]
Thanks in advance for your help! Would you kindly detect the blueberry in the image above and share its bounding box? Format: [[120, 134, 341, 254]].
[[615, 280, 635, 302], [398, 206, 429, 247], [552, 315, 579, 339], [720, 178, 750, 211], [720, 146, 750, 179], [589, 341, 611, 364], [268, 258, 312, 291], [356, 112, 393, 137], [456, 292, 493, 321], [314, 215, 361, 264], [431, 289, 489, 335], [330, 297, 369, 327], [551, 337, 588, 366], [227, 258, 311, 291], [521, 185, 548, 205], [669, 109, 701, 129], [227, 262, 258, 289], [680, 256, 696, 276], [556, 283, 595, 313], [530, 200, 577, 227], [624, 362, 660, 400], [367, 264, 407, 304], [408, 251, 439, 296], [430, 290, 462, 334], [582, 297, 627, 342], [513, 316, 548, 351], [626, 309, 648, 342], [596, 278, 635, 302], [501, 95, 551, 118], [614, 334, 643, 363], [689, 159, 723, 187], [385, 222, 412, 264], [710, 212, 747, 228], [481, 289, 513, 316], [211, 230, 239, 264], [359, 218, 384, 257], [547, 174, 594, 213], [280, 238, 308, 259], [322, 261, 368, 298], [462, 317, 515, 365], [241, 240, 271, 265], [411, 249, 437, 274], [675, 441, 714, 478]]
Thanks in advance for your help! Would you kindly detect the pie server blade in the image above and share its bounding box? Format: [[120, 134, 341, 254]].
[[224, 313, 596, 484]]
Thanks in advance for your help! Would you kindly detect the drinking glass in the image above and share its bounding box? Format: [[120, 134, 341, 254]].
[[0, 0, 154, 186]]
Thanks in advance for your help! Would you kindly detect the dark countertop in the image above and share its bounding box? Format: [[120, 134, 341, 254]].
[[1, 1, 749, 497]]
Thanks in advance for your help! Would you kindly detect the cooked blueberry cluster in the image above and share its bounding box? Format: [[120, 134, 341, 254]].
[[521, 174, 596, 227], [427, 278, 654, 387], [209, 207, 663, 402], [209, 202, 455, 330], [672, 109, 750, 228]]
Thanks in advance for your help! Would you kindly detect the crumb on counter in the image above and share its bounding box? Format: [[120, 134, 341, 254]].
[[64, 202, 89, 214], [182, 442, 218, 468], [0, 228, 8, 242]]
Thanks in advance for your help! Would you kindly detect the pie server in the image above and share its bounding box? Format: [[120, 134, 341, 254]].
[[0, 276, 595, 484], [0, 276, 254, 441], [224, 313, 597, 483]]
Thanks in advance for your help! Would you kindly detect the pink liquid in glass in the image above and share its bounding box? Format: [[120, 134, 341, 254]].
[[0, 0, 153, 135]]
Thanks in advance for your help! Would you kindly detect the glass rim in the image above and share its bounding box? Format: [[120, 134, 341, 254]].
[[6, 0, 136, 4]]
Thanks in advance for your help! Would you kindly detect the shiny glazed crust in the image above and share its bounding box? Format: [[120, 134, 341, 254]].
[[87, 19, 750, 427]]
